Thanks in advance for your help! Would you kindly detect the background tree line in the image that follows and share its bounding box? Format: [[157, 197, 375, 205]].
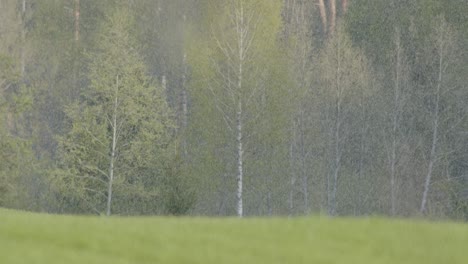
[[0, 0, 467, 219]]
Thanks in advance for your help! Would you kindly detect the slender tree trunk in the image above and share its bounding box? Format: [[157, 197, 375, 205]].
[[317, 0, 327, 34], [70, 0, 80, 100], [390, 31, 402, 216], [390, 113, 398, 215], [390, 90, 399, 215], [267, 191, 272, 216], [162, 75, 167, 93], [299, 111, 309, 214], [74, 0, 80, 42], [325, 109, 332, 214], [342, 0, 348, 14], [288, 135, 296, 216], [326, 167, 331, 213], [180, 13, 189, 156], [107, 75, 119, 216], [329, 35, 343, 216], [330, 99, 341, 215], [181, 56, 188, 130], [330, 0, 337, 34], [235, 1, 246, 218], [211, 0, 261, 217], [420, 40, 443, 214], [236, 100, 243, 217], [357, 124, 365, 215], [217, 173, 229, 215], [181, 53, 188, 156], [236, 23, 243, 217], [420, 103, 439, 214], [20, 0, 26, 78]]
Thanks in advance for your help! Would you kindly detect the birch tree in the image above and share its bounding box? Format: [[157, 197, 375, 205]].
[[52, 9, 174, 215], [319, 25, 372, 215], [283, 0, 317, 215], [215, 0, 252, 217], [385, 28, 409, 216], [420, 18, 459, 214], [201, 0, 282, 217]]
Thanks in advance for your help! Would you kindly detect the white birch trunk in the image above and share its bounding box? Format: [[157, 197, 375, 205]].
[[235, 1, 246, 218], [210, 0, 261, 217], [420, 37, 443, 214], [182, 54, 188, 130], [181, 53, 188, 156], [236, 100, 243, 217], [162, 75, 167, 93], [106, 75, 119, 216], [330, 100, 341, 215]]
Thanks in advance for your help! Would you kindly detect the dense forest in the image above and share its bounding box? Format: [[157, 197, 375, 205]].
[[0, 0, 467, 219]]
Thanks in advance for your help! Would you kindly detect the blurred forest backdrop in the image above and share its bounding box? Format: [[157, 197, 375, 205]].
[[0, 0, 467, 219]]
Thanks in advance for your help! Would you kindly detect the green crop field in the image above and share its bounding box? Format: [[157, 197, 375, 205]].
[[0, 208, 467, 264]]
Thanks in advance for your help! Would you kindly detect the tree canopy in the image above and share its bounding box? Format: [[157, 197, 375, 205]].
[[0, 0, 467, 219]]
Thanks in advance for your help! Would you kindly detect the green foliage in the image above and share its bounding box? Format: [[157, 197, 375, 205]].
[[160, 153, 196, 215], [319, 25, 374, 104], [186, 0, 289, 215], [51, 8, 175, 215], [0, 0, 467, 218], [0, 55, 33, 208]]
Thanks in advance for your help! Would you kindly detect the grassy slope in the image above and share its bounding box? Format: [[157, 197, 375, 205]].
[[0, 209, 467, 264]]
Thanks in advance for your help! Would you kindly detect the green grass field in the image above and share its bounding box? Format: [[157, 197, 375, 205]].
[[0, 208, 467, 264]]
